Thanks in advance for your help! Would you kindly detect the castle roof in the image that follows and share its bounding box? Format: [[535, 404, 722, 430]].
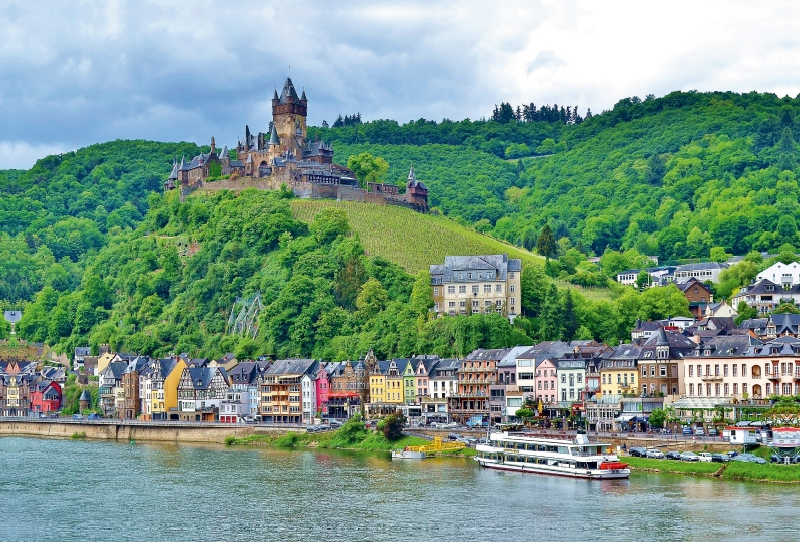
[[269, 124, 280, 145], [279, 77, 300, 104], [407, 164, 427, 190], [168, 159, 178, 180]]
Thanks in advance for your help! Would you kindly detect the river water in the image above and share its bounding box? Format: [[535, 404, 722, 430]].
[[1, 436, 798, 542]]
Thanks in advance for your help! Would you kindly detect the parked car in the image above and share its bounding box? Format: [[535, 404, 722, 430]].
[[329, 419, 343, 428], [665, 450, 682, 460], [726, 450, 739, 458], [447, 433, 461, 441], [697, 453, 713, 462], [72, 414, 84, 420], [646, 449, 665, 459], [659, 428, 672, 435], [680, 452, 700, 462], [629, 446, 647, 457], [751, 457, 768, 465], [711, 454, 729, 463], [707, 428, 718, 437], [682, 427, 693, 435], [87, 413, 100, 421], [694, 428, 705, 436]]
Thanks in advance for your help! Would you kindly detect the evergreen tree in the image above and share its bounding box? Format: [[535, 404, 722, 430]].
[[561, 290, 579, 340], [536, 224, 557, 260]]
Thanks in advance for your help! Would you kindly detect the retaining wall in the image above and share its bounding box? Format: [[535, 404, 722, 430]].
[[0, 420, 291, 443]]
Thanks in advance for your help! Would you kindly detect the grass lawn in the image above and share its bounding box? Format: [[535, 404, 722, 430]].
[[626, 457, 721, 475]]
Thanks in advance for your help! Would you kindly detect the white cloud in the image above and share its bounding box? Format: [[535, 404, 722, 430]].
[[0, 141, 68, 170]]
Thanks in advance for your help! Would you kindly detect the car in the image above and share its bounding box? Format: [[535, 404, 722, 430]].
[[477, 437, 488, 445], [680, 452, 700, 462], [707, 428, 718, 437], [72, 414, 84, 420], [682, 427, 693, 435], [646, 449, 665, 459], [697, 453, 713, 462], [726, 450, 739, 458], [447, 433, 461, 441], [329, 419, 343, 428], [694, 428, 705, 436], [87, 413, 100, 421], [665, 450, 682, 460], [629, 446, 647, 457], [711, 454, 729, 463], [659, 428, 672, 435], [751, 457, 768, 465]]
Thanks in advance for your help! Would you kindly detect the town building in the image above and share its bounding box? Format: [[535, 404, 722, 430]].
[[637, 328, 695, 397], [673, 262, 728, 283], [675, 277, 714, 318], [732, 279, 800, 314], [448, 349, 505, 424], [757, 261, 800, 288], [260, 359, 318, 424], [430, 254, 522, 320]]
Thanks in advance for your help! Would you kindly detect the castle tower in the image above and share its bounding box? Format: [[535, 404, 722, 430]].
[[210, 136, 216, 156], [405, 164, 429, 210], [271, 78, 307, 159]]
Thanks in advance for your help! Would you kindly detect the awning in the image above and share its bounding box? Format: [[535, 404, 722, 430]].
[[614, 414, 636, 422]]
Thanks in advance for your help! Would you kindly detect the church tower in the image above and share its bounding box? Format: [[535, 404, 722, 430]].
[[271, 78, 308, 159]]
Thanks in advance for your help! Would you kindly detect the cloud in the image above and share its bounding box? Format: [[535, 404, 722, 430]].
[[2, 0, 800, 168]]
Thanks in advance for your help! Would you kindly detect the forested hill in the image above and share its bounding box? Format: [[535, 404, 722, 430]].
[[313, 91, 800, 261]]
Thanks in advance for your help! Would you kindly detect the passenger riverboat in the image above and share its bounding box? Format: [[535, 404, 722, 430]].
[[474, 430, 630, 479]]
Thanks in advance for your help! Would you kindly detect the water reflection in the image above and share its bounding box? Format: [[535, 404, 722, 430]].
[[3, 436, 800, 542]]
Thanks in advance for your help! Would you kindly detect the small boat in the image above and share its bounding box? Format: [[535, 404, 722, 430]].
[[391, 448, 427, 460], [474, 429, 629, 479]]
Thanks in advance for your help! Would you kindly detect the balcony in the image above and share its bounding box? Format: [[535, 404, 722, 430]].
[[700, 375, 722, 382]]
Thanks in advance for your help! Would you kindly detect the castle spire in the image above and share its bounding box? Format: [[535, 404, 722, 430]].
[[407, 163, 417, 186], [269, 124, 280, 145]]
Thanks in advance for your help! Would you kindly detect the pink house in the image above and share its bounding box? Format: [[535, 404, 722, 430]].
[[316, 364, 332, 417], [534, 358, 558, 405]]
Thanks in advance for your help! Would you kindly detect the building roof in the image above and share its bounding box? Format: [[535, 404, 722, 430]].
[[278, 77, 300, 104], [265, 358, 318, 376], [675, 262, 728, 272], [465, 348, 511, 362], [75, 347, 91, 357], [690, 335, 761, 357], [430, 254, 521, 284], [407, 164, 427, 190], [517, 341, 573, 364]]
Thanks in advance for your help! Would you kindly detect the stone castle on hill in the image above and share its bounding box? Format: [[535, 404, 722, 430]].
[[164, 77, 428, 211]]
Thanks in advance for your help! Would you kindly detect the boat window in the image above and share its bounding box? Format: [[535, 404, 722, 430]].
[[558, 446, 569, 454], [526, 443, 535, 450]]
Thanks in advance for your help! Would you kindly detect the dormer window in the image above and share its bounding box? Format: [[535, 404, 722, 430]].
[[704, 349, 711, 356]]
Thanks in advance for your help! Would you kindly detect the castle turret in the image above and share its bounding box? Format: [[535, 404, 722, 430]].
[[405, 164, 429, 210], [272, 77, 307, 160]]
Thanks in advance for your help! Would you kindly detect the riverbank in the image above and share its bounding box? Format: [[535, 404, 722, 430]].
[[627, 456, 800, 483], [225, 419, 477, 458]]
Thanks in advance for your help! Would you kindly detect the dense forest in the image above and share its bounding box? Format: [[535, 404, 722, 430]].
[[4, 89, 800, 358]]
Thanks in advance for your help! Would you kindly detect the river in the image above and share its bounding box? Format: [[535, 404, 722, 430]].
[[1, 436, 798, 542]]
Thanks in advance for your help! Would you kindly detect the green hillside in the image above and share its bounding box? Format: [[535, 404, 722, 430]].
[[290, 199, 544, 272]]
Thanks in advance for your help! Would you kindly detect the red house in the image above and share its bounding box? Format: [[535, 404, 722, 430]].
[[31, 381, 62, 414]]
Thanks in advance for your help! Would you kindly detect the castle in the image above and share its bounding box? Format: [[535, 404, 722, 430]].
[[165, 78, 428, 211]]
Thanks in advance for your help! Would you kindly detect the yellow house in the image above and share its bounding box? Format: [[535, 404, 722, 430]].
[[385, 359, 405, 404], [600, 358, 638, 398], [96, 352, 115, 376], [148, 358, 186, 421], [369, 361, 388, 404]]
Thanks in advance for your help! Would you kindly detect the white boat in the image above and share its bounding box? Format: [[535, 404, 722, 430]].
[[474, 430, 630, 479], [391, 448, 427, 460]]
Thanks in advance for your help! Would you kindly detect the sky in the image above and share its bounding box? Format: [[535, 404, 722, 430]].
[[2, 0, 800, 169]]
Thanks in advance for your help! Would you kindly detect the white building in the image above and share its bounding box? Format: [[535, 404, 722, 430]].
[[301, 373, 317, 424], [757, 262, 800, 289]]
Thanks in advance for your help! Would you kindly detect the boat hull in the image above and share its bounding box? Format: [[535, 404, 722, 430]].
[[474, 457, 630, 479], [392, 450, 426, 460]]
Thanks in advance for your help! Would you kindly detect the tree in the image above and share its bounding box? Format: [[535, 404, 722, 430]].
[[380, 413, 406, 441], [561, 290, 579, 340], [635, 270, 651, 290], [709, 246, 733, 263], [536, 225, 557, 260], [356, 278, 389, 317], [346, 152, 389, 189], [644, 153, 666, 185], [734, 302, 758, 325], [516, 408, 534, 425], [649, 408, 666, 428]]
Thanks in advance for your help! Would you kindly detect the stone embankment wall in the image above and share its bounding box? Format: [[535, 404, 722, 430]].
[[0, 420, 290, 443]]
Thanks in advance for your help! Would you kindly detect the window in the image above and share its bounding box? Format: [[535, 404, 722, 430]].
[[715, 365, 720, 376], [733, 364, 738, 377], [467, 273, 472, 279], [724, 383, 729, 396], [472, 285, 479, 295], [561, 374, 566, 383], [447, 285, 455, 294], [510, 297, 515, 306], [510, 285, 516, 293], [577, 374, 582, 383], [484, 285, 491, 293], [715, 383, 720, 396], [434, 302, 439, 312], [495, 284, 502, 293], [733, 383, 738, 395], [458, 285, 466, 294], [742, 364, 747, 377], [433, 287, 440, 296], [743, 383, 748, 395], [724, 364, 728, 377], [448, 301, 455, 308], [766, 383, 771, 395], [459, 301, 466, 308], [660, 366, 667, 377], [689, 365, 693, 377]]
